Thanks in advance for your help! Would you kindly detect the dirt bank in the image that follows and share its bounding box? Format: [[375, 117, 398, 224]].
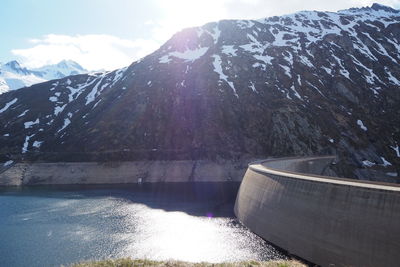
[[0, 159, 250, 186]]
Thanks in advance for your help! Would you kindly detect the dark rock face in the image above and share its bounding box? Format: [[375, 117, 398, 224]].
[[0, 4, 399, 181]]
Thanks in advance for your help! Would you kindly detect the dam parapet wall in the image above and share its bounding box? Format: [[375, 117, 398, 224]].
[[260, 156, 336, 176], [234, 156, 400, 267]]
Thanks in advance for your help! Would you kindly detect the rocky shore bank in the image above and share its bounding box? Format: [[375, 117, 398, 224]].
[[0, 159, 250, 186]]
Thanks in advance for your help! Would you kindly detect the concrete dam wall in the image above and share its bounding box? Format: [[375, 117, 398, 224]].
[[0, 160, 249, 186], [234, 157, 400, 267]]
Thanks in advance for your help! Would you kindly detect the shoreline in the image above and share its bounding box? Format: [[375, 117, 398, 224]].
[[0, 159, 251, 186], [69, 258, 305, 267]]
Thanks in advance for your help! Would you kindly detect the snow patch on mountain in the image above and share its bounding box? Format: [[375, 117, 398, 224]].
[[391, 145, 400, 157], [362, 160, 376, 167], [54, 104, 66, 116], [32, 141, 43, 148], [160, 47, 209, 63], [18, 109, 29, 118], [212, 55, 238, 97], [58, 118, 71, 133], [206, 24, 221, 44], [22, 134, 34, 153], [381, 157, 392, 166], [0, 98, 18, 113], [357, 120, 368, 131], [3, 160, 13, 167], [222, 46, 238, 57], [24, 119, 39, 129]]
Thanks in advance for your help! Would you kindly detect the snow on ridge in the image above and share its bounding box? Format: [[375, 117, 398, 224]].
[[386, 68, 400, 85], [362, 32, 398, 63], [249, 81, 257, 93], [0, 98, 18, 113], [57, 118, 71, 133], [159, 55, 172, 64], [306, 81, 326, 97], [22, 134, 34, 153], [171, 47, 209, 61], [349, 54, 381, 85], [48, 68, 125, 116], [240, 35, 273, 67], [237, 20, 255, 29], [110, 67, 128, 87], [251, 5, 399, 52], [362, 160, 375, 167], [280, 65, 291, 78], [321, 66, 332, 74], [196, 28, 205, 38], [54, 104, 66, 116], [222, 46, 238, 57], [299, 55, 313, 68], [390, 145, 400, 157], [85, 77, 105, 105], [32, 141, 43, 148], [160, 47, 209, 63], [69, 77, 99, 103], [331, 52, 350, 79], [352, 39, 379, 61], [290, 85, 302, 100], [357, 119, 368, 131], [338, 4, 400, 18], [24, 119, 39, 129], [381, 156, 392, 167], [206, 24, 221, 44], [3, 160, 13, 167], [212, 55, 238, 97]]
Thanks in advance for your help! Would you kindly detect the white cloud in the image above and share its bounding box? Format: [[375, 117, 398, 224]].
[[12, 34, 160, 71], [153, 0, 229, 38]]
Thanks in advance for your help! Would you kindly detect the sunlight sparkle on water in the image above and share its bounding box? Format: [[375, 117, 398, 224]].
[[114, 203, 277, 262], [0, 185, 286, 266]]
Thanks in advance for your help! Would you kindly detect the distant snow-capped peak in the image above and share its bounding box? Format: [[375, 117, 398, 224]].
[[32, 60, 87, 80], [340, 3, 400, 15], [2, 60, 32, 75], [0, 60, 88, 94]]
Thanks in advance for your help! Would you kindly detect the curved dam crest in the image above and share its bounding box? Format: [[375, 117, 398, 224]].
[[234, 156, 400, 267]]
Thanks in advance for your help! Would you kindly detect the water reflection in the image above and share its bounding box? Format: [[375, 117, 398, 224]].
[[0, 183, 286, 267]]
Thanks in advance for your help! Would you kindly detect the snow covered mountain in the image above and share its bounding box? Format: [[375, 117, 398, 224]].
[[0, 60, 87, 93], [31, 60, 88, 80], [0, 3, 399, 182]]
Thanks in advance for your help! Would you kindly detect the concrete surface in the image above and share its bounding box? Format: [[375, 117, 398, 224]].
[[234, 156, 400, 267], [0, 160, 249, 186]]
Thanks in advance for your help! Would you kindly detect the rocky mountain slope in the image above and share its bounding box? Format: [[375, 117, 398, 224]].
[[0, 3, 399, 182], [0, 60, 87, 93]]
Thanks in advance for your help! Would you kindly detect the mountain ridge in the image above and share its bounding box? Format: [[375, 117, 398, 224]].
[[0, 3, 399, 182]]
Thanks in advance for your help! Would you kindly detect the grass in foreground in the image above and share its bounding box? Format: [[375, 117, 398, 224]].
[[69, 258, 306, 267]]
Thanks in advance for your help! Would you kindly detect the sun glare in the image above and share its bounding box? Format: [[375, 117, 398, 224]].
[[154, 0, 228, 41]]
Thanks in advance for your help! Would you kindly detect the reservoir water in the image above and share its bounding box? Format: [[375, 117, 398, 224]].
[[0, 183, 286, 267]]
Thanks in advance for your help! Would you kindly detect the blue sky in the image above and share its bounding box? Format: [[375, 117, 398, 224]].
[[1, 0, 400, 70]]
